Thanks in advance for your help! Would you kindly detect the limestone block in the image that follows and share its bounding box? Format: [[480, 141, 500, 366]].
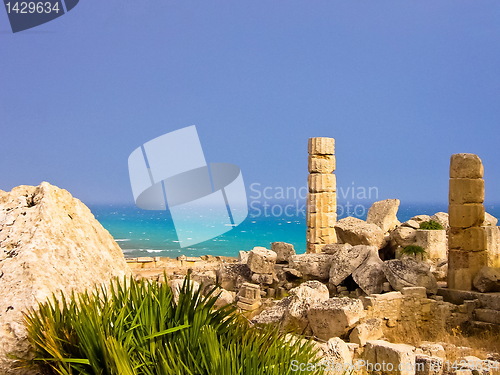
[[335, 216, 386, 248], [308, 137, 335, 155], [450, 153, 484, 179], [352, 250, 387, 295], [251, 273, 274, 285], [415, 230, 448, 260], [307, 297, 365, 340], [247, 247, 277, 274], [283, 281, 329, 332], [415, 355, 444, 375], [484, 212, 499, 226], [367, 199, 401, 232], [474, 308, 500, 324], [318, 337, 353, 374], [308, 154, 336, 174], [484, 226, 500, 268], [271, 242, 296, 263], [411, 215, 432, 224], [307, 226, 337, 244], [349, 318, 384, 346], [448, 249, 488, 271], [448, 250, 488, 290], [391, 227, 417, 248], [472, 266, 500, 292], [306, 243, 325, 254], [383, 258, 438, 295], [449, 178, 484, 204], [328, 244, 373, 286], [448, 204, 485, 228], [431, 212, 449, 230], [401, 286, 427, 298], [307, 212, 337, 228], [307, 192, 337, 214], [363, 340, 416, 375], [308, 173, 336, 193], [289, 254, 336, 279], [448, 227, 486, 252]]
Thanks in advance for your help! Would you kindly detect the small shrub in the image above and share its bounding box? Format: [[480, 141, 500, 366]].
[[419, 220, 444, 230], [401, 245, 426, 256]]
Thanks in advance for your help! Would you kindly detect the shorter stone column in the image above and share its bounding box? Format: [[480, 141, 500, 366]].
[[448, 153, 488, 290], [306, 137, 337, 253]]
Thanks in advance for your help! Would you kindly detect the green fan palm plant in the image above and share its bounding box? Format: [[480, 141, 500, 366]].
[[22, 274, 322, 375]]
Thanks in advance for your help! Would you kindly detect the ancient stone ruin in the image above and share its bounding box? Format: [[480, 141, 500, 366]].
[[307, 137, 337, 253], [448, 153, 488, 291]]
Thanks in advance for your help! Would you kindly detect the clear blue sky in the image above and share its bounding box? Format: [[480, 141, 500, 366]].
[[1, 1, 499, 206]]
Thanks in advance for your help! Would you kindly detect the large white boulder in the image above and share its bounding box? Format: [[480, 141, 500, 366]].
[[352, 250, 387, 295], [335, 217, 386, 248], [363, 340, 417, 375], [289, 253, 336, 280], [367, 199, 401, 233], [383, 258, 438, 295], [0, 182, 130, 374], [328, 244, 372, 286], [247, 247, 277, 274], [307, 297, 365, 340], [283, 281, 329, 333]]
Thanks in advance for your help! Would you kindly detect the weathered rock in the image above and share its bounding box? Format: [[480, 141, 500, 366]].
[[450, 153, 484, 179], [236, 282, 261, 311], [415, 354, 444, 375], [170, 278, 201, 303], [283, 281, 329, 333], [216, 263, 251, 291], [484, 212, 499, 227], [213, 288, 236, 307], [472, 266, 500, 292], [238, 250, 249, 264], [0, 182, 130, 374], [247, 247, 277, 274], [316, 337, 352, 374], [251, 298, 291, 325], [328, 244, 372, 286], [418, 343, 446, 359], [308, 297, 365, 340], [391, 227, 418, 248], [383, 258, 438, 294], [349, 318, 384, 346], [323, 243, 353, 255], [309, 137, 335, 155], [363, 340, 417, 375], [335, 217, 385, 248], [402, 220, 421, 229], [367, 199, 401, 233], [251, 273, 275, 285], [431, 212, 450, 230], [271, 242, 296, 263], [352, 250, 387, 295], [308, 155, 336, 174], [289, 253, 336, 280], [411, 215, 432, 224]]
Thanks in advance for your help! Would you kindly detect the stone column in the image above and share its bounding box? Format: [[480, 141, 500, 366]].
[[306, 137, 337, 253], [448, 153, 488, 290]]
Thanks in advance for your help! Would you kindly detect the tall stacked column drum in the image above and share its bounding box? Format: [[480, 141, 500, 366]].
[[448, 153, 488, 291], [306, 137, 337, 253]]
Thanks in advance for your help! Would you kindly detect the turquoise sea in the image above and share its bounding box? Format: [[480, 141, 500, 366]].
[[91, 201, 500, 258]]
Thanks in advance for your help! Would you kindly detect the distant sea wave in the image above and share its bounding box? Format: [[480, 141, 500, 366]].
[[90, 201, 499, 258]]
